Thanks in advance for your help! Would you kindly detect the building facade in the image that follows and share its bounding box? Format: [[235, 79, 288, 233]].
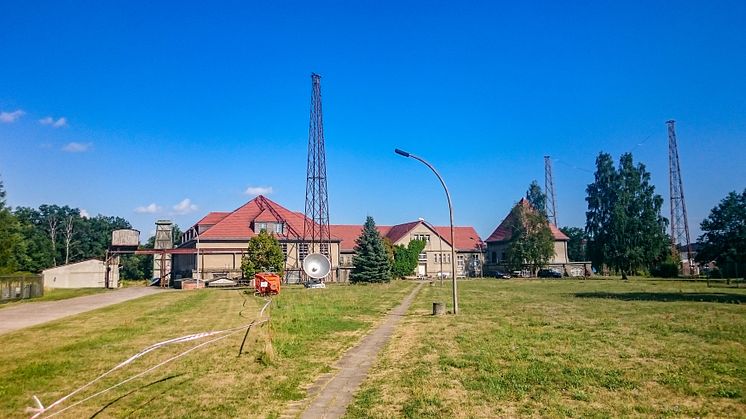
[[483, 198, 591, 277], [172, 196, 484, 283]]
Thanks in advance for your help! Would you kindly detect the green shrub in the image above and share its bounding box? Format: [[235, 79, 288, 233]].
[[651, 262, 679, 278]]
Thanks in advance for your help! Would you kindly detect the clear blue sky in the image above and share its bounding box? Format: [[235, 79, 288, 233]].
[[1, 1, 744, 240]]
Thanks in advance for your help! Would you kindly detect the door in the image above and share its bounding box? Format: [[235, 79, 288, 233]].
[[417, 264, 426, 277]]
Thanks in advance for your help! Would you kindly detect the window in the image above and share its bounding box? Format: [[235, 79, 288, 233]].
[[457, 255, 464, 267], [418, 252, 427, 262], [254, 221, 284, 234], [434, 253, 439, 263], [412, 234, 431, 243], [299, 243, 309, 261], [320, 243, 329, 256], [280, 243, 288, 256]]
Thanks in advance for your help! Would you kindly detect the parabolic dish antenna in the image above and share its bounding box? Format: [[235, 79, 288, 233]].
[[302, 253, 331, 279]]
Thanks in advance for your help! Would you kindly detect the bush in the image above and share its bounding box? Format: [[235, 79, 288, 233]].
[[651, 262, 679, 278]]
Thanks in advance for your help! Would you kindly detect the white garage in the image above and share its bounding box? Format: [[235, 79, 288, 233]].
[[42, 259, 119, 289]]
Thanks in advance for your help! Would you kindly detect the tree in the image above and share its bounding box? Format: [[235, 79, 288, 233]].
[[585, 152, 669, 278], [241, 230, 285, 279], [350, 216, 391, 283], [0, 179, 26, 273], [505, 203, 554, 275], [391, 239, 426, 278], [560, 226, 586, 262], [526, 180, 547, 217], [696, 189, 746, 278]]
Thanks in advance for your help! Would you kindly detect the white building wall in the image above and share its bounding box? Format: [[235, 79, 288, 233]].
[[42, 259, 116, 288]]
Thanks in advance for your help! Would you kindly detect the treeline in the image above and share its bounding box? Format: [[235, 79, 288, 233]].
[[0, 178, 169, 279], [519, 153, 673, 277], [526, 152, 744, 279]]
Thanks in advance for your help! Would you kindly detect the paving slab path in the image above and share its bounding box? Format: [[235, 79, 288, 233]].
[[288, 281, 425, 419], [0, 287, 167, 335]]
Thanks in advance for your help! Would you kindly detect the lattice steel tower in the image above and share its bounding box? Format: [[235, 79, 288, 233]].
[[303, 74, 332, 264], [544, 156, 558, 226], [667, 120, 693, 272]]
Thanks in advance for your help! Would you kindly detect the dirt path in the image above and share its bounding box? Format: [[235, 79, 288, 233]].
[[287, 281, 425, 419], [0, 287, 167, 335]]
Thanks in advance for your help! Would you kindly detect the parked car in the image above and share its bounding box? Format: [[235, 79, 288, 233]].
[[537, 269, 562, 278], [495, 271, 511, 279]]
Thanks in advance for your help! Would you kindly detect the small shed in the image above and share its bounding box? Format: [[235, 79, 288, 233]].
[[42, 259, 119, 289]]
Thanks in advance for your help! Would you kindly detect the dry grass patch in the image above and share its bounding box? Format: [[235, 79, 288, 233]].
[[0, 280, 415, 418], [346, 279, 746, 418]]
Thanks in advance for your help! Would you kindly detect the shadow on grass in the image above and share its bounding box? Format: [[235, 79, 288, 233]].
[[574, 291, 746, 304], [89, 373, 186, 418]]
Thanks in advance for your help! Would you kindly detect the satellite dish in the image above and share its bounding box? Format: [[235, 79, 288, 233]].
[[303, 253, 331, 279]]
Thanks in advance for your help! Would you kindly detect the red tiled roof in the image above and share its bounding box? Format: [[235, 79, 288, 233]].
[[330, 225, 393, 252], [255, 208, 280, 222], [384, 221, 421, 244], [486, 198, 568, 242], [199, 195, 308, 240], [195, 212, 230, 226], [433, 226, 485, 251], [332, 221, 484, 252], [187, 197, 486, 251]]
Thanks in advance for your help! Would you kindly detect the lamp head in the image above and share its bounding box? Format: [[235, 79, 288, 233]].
[[394, 148, 411, 157]]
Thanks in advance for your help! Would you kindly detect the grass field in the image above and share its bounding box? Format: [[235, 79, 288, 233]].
[[0, 288, 109, 309], [0, 281, 415, 418], [346, 279, 746, 418]]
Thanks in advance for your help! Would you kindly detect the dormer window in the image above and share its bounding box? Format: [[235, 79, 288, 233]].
[[254, 221, 284, 234]]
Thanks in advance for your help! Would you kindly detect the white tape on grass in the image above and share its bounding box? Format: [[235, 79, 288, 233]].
[[29, 297, 272, 418]]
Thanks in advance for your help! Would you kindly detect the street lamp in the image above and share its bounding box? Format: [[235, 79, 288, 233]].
[[394, 148, 458, 315]]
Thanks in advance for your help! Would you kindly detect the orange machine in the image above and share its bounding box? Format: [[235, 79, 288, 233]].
[[254, 272, 281, 296]]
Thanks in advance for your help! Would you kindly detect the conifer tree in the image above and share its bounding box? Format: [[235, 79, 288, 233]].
[[526, 180, 547, 217], [350, 216, 391, 283], [585, 152, 669, 278]]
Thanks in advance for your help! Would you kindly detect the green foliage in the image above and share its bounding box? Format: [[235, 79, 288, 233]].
[[651, 261, 680, 278], [526, 180, 547, 217], [505, 204, 554, 274], [350, 216, 392, 283], [0, 179, 26, 273], [391, 239, 426, 278], [696, 189, 746, 276], [383, 237, 395, 263], [585, 152, 669, 278], [241, 230, 285, 279], [13, 205, 131, 272], [560, 226, 586, 262]]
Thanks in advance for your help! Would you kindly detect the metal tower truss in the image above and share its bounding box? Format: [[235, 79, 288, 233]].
[[544, 156, 558, 226], [302, 73, 332, 279], [667, 120, 693, 273]]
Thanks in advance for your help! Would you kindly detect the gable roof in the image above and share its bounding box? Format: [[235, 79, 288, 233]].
[[486, 198, 569, 243], [185, 197, 485, 251], [331, 220, 484, 252], [196, 212, 230, 227], [433, 226, 485, 251], [197, 195, 309, 240]]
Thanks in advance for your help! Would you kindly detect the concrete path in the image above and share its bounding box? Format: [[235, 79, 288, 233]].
[[290, 282, 425, 419], [0, 287, 167, 335]]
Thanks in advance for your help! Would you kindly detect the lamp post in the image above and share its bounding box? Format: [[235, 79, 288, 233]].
[[395, 148, 458, 315]]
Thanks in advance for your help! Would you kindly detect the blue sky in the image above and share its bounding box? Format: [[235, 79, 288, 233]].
[[1, 1, 744, 241]]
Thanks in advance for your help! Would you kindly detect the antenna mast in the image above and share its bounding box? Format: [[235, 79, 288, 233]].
[[544, 156, 558, 226], [667, 120, 693, 275], [302, 73, 332, 278]]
